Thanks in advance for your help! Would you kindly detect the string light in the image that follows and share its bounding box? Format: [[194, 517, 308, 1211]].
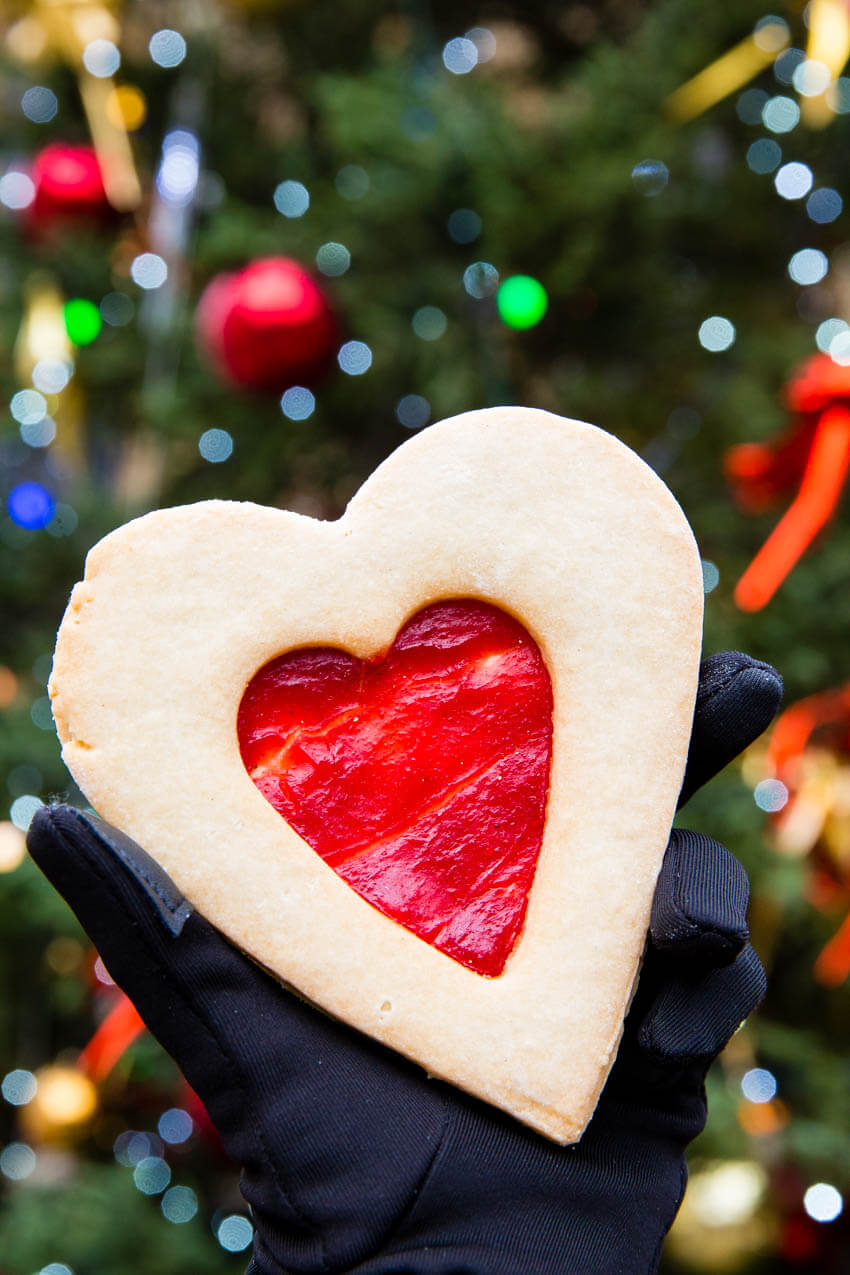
[[10, 389, 47, 425], [100, 293, 134, 327], [158, 1108, 193, 1144], [774, 162, 813, 200], [762, 95, 800, 133], [133, 1155, 171, 1195], [701, 561, 720, 593], [740, 1067, 778, 1102], [807, 187, 842, 223]]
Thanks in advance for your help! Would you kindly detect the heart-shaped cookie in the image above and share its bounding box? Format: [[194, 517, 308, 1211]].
[[50, 407, 703, 1142]]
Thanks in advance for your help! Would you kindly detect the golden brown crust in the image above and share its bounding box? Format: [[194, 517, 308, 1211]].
[[50, 407, 704, 1142]]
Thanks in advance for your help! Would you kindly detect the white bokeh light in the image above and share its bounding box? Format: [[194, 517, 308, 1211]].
[[754, 779, 788, 812], [804, 1183, 843, 1223], [0, 171, 35, 210], [130, 253, 168, 290], [149, 29, 187, 68], [788, 248, 828, 286], [774, 162, 812, 200], [82, 39, 120, 78], [698, 316, 735, 352], [442, 37, 478, 74]]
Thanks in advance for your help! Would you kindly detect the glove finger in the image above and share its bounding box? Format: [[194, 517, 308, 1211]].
[[678, 652, 782, 808], [27, 805, 447, 1268], [636, 943, 766, 1061], [650, 829, 750, 968]]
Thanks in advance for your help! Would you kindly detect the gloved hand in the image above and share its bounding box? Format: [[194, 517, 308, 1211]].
[[27, 651, 781, 1275]]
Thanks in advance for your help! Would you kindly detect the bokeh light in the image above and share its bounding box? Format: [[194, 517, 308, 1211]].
[[698, 316, 735, 352], [157, 131, 199, 207], [337, 341, 372, 375], [198, 428, 233, 462], [133, 1155, 171, 1195], [162, 1185, 198, 1223], [0, 171, 35, 209], [281, 387, 315, 420], [447, 209, 482, 243], [396, 395, 430, 429], [7, 482, 55, 530], [21, 86, 58, 123], [33, 359, 71, 393], [762, 95, 800, 134], [216, 1215, 254, 1252], [10, 389, 47, 425], [804, 1183, 843, 1223], [10, 794, 44, 830], [754, 778, 788, 812], [497, 275, 547, 329], [2, 1069, 37, 1106], [106, 85, 147, 131], [816, 317, 848, 353], [631, 159, 669, 195], [463, 262, 499, 299], [149, 29, 187, 68], [0, 1143, 36, 1180], [792, 59, 831, 98], [807, 188, 842, 224], [335, 165, 369, 199], [746, 138, 781, 174], [741, 1067, 777, 1103], [273, 180, 309, 218], [701, 561, 719, 593], [0, 823, 27, 873], [315, 242, 350, 276], [82, 39, 120, 78], [158, 1108, 193, 1144], [130, 253, 168, 290], [774, 162, 812, 200], [100, 292, 134, 326], [442, 37, 478, 74], [773, 47, 805, 86], [788, 248, 828, 286], [20, 416, 56, 448], [412, 306, 447, 340], [736, 89, 768, 124], [64, 298, 102, 345]]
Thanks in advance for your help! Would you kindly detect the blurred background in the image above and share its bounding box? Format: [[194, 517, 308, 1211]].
[[2, 0, 850, 1270]]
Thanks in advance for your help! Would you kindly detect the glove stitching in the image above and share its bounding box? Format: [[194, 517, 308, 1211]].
[[347, 1096, 451, 1271], [46, 811, 328, 1271], [67, 807, 192, 928]]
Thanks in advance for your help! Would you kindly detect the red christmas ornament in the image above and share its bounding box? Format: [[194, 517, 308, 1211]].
[[25, 143, 111, 236], [195, 257, 339, 394], [725, 354, 850, 611]]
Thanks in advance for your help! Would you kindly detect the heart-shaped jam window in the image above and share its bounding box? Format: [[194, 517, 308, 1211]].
[[237, 599, 553, 976]]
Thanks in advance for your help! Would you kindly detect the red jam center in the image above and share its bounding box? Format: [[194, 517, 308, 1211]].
[[237, 599, 553, 976]]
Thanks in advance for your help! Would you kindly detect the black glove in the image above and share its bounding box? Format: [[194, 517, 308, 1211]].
[[27, 651, 781, 1275]]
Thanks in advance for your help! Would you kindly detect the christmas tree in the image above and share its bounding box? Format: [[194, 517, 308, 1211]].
[[3, 1, 850, 1270]]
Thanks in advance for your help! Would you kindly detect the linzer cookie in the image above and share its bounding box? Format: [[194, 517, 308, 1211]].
[[49, 407, 704, 1143]]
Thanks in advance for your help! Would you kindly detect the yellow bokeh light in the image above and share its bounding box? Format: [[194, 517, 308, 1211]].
[[106, 85, 147, 132], [0, 823, 27, 874], [19, 1065, 98, 1145], [0, 665, 19, 708]]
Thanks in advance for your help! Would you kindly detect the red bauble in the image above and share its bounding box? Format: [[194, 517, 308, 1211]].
[[195, 257, 339, 393], [25, 143, 111, 235]]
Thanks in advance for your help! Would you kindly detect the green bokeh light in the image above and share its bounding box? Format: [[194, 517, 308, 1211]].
[[64, 298, 102, 346], [496, 275, 548, 329]]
